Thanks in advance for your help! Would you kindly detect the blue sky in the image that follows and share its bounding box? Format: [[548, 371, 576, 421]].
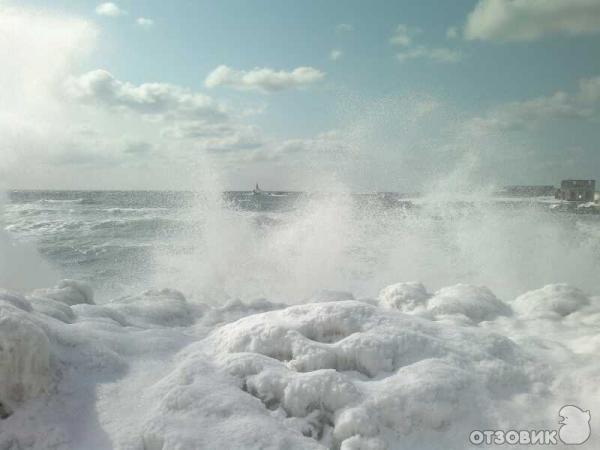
[[1, 0, 600, 190]]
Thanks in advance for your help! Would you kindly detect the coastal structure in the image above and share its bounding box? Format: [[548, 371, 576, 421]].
[[555, 180, 596, 202]]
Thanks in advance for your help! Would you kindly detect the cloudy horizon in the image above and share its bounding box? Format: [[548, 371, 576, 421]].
[[1, 0, 600, 191]]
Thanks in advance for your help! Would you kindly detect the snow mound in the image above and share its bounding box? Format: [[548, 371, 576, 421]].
[[513, 284, 591, 319], [144, 299, 542, 449], [0, 290, 32, 312], [0, 306, 50, 417], [378, 282, 429, 312], [202, 297, 284, 326], [105, 288, 196, 328], [32, 279, 94, 306], [427, 284, 512, 323], [1, 280, 598, 449], [378, 282, 512, 324], [29, 296, 75, 324]]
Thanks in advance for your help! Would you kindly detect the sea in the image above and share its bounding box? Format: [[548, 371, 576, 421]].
[[3, 190, 600, 304]]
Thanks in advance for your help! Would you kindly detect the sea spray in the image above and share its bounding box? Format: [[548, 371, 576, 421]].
[[0, 191, 57, 291], [151, 154, 359, 303], [146, 186, 600, 305]]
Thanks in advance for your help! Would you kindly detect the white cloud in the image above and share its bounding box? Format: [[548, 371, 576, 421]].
[[464, 0, 600, 42], [204, 65, 325, 93], [136, 17, 154, 28], [389, 24, 420, 47], [95, 2, 125, 17], [63, 71, 271, 155], [467, 77, 600, 133], [335, 23, 354, 33], [330, 49, 343, 61], [65, 70, 227, 121], [390, 24, 462, 64], [396, 46, 462, 63]]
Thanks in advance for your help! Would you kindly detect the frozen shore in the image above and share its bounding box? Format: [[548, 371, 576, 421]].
[[1, 280, 599, 449]]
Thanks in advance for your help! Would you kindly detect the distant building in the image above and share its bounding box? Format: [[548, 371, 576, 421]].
[[555, 180, 596, 202], [595, 192, 600, 204]]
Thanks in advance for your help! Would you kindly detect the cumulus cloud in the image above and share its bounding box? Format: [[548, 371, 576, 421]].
[[61, 70, 274, 164], [136, 17, 154, 28], [65, 70, 227, 121], [390, 24, 462, 63], [204, 65, 325, 93], [466, 76, 600, 133], [389, 24, 420, 47], [465, 0, 600, 41], [330, 49, 343, 61], [95, 2, 125, 17]]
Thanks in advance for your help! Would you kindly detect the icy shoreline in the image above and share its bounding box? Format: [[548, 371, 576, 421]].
[[1, 281, 599, 449]]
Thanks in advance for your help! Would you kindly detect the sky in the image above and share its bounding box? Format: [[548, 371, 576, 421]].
[[1, 0, 600, 191]]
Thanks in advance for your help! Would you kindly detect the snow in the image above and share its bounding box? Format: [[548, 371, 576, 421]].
[[102, 288, 197, 328], [0, 280, 599, 449], [377, 282, 429, 312], [379, 282, 512, 323], [427, 284, 512, 323], [32, 279, 95, 306], [0, 301, 50, 418], [513, 284, 591, 319]]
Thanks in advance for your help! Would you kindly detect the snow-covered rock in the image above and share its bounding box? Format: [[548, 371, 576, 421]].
[[0, 307, 50, 417], [104, 288, 195, 328], [513, 284, 591, 319], [427, 284, 512, 323], [378, 282, 512, 324], [32, 279, 94, 306], [0, 290, 32, 312], [377, 281, 429, 312], [0, 280, 599, 449], [142, 299, 543, 449]]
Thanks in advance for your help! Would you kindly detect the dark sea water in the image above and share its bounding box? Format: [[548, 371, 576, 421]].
[[4, 190, 303, 300]]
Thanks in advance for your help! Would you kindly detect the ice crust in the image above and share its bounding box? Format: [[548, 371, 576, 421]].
[[0, 280, 599, 449]]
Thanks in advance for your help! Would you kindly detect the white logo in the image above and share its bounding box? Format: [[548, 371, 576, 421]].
[[559, 405, 591, 445], [469, 405, 591, 446]]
